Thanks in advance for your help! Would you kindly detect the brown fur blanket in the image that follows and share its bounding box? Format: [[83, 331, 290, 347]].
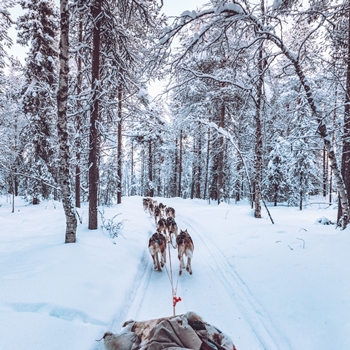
[[101, 312, 236, 350]]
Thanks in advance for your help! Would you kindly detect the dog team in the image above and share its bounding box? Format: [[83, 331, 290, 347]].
[[143, 197, 194, 276]]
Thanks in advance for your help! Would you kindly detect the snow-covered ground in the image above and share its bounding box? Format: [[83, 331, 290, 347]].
[[0, 195, 349, 350]]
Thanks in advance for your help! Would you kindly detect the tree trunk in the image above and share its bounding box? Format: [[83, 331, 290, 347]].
[[75, 17, 83, 209], [88, 0, 102, 230], [12, 176, 15, 213], [148, 141, 154, 197], [131, 140, 136, 196], [117, 82, 122, 204], [195, 122, 202, 198], [299, 175, 303, 211], [190, 138, 196, 199], [178, 129, 183, 197], [235, 162, 241, 203], [338, 7, 350, 225], [204, 128, 210, 200], [323, 146, 327, 197], [141, 148, 145, 196], [57, 0, 77, 242], [217, 103, 225, 204], [253, 40, 264, 218], [174, 137, 178, 197]]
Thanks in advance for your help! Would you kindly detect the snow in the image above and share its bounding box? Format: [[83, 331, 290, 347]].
[[0, 195, 349, 350], [180, 10, 197, 18], [272, 0, 283, 10], [137, 88, 148, 99], [214, 4, 243, 15]]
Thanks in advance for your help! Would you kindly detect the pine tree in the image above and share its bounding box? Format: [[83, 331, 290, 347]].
[[17, 0, 59, 202], [265, 137, 291, 206], [0, 1, 15, 71]]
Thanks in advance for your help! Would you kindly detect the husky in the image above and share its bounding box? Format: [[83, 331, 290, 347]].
[[143, 197, 152, 212], [158, 203, 167, 217], [157, 218, 167, 235], [166, 216, 178, 245], [148, 232, 167, 271], [166, 206, 176, 218], [154, 205, 162, 225], [176, 229, 194, 275], [148, 200, 155, 217]]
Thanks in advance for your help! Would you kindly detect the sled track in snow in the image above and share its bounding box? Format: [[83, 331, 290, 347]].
[[92, 225, 155, 350], [93, 207, 290, 350], [109, 212, 158, 326], [178, 214, 291, 350]]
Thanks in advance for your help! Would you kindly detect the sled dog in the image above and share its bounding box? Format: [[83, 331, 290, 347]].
[[176, 229, 194, 275], [157, 218, 167, 235], [166, 216, 178, 244], [148, 200, 155, 217], [158, 203, 167, 217], [143, 197, 152, 212], [166, 206, 176, 218], [148, 232, 167, 271], [154, 205, 162, 224]]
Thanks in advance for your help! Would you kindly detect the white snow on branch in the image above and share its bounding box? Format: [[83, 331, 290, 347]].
[[214, 3, 243, 15], [180, 10, 197, 18]]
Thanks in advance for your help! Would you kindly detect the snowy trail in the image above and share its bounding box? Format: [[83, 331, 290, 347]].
[[178, 214, 290, 350], [93, 204, 289, 350]]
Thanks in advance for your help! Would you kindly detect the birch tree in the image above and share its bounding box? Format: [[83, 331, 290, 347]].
[[57, 0, 77, 242]]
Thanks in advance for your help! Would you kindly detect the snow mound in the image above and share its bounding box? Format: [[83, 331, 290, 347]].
[[316, 216, 334, 225]]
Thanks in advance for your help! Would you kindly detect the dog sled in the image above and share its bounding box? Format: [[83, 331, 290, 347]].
[[99, 311, 237, 350]]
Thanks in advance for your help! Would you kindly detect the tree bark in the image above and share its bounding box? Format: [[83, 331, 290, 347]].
[[338, 6, 350, 225], [117, 82, 122, 204], [174, 137, 178, 197], [88, 0, 102, 230], [299, 175, 303, 211], [217, 103, 225, 204], [195, 122, 202, 198], [148, 141, 154, 197], [141, 148, 145, 196], [190, 138, 196, 199], [12, 176, 15, 213], [75, 18, 83, 208], [178, 129, 183, 197], [323, 147, 327, 197], [253, 37, 265, 218], [235, 161, 241, 203], [204, 128, 210, 200], [75, 17, 83, 208], [57, 0, 77, 242]]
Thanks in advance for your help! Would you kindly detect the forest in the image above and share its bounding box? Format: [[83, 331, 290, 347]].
[[1, 0, 350, 241]]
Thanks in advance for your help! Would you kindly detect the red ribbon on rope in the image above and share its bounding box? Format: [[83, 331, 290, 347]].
[[173, 296, 182, 307]]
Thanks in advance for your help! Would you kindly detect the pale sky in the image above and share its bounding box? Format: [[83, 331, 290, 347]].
[[162, 0, 207, 16]]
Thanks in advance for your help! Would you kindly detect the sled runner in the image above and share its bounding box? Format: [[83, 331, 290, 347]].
[[99, 311, 237, 350]]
